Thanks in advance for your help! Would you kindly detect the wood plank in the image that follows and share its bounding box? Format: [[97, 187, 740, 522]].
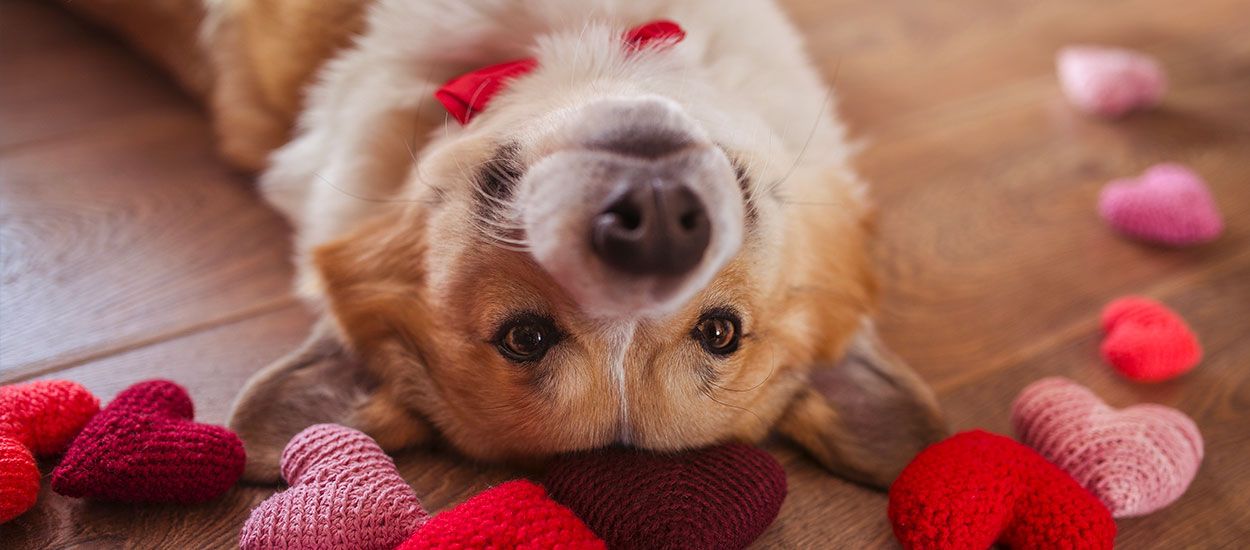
[[0, 1, 193, 150], [0, 107, 299, 378], [851, 28, 1250, 390]]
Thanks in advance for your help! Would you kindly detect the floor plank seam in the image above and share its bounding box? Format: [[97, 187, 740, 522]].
[[0, 295, 301, 384]]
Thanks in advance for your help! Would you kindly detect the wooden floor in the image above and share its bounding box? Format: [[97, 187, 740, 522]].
[[2, 0, 1248, 547]]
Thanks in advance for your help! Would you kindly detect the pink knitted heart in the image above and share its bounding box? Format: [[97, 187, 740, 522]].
[[1057, 45, 1166, 117], [1099, 163, 1223, 246], [240, 424, 428, 550], [52, 380, 244, 503], [1011, 377, 1203, 517]]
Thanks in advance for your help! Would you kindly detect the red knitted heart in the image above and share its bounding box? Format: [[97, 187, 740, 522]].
[[1012, 377, 1203, 517], [0, 436, 39, 523], [889, 430, 1115, 550], [542, 444, 787, 550], [397, 480, 605, 549], [51, 379, 245, 503], [1101, 296, 1201, 382], [0, 379, 100, 456], [0, 379, 99, 523]]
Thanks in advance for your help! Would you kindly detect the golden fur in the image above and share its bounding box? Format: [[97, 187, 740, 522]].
[[68, 0, 947, 488]]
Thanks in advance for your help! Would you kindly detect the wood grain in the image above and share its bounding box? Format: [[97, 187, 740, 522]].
[[3, 0, 1249, 548]]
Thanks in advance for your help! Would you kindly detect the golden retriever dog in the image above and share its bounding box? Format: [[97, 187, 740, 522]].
[[68, 0, 946, 488]]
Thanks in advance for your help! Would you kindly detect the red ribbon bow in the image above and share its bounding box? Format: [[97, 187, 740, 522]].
[[435, 20, 686, 125]]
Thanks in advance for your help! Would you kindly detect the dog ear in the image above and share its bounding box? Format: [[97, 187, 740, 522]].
[[227, 321, 434, 483], [775, 320, 947, 489]]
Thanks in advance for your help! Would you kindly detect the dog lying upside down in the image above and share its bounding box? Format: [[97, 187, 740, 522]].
[[69, 0, 946, 487]]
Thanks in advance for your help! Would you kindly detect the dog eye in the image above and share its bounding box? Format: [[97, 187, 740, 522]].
[[692, 311, 742, 356], [494, 315, 560, 363]]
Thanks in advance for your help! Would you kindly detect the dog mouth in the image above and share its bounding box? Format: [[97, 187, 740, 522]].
[[517, 96, 745, 319]]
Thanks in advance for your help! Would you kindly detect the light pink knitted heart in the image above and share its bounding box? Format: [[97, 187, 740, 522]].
[[1011, 377, 1203, 518], [239, 424, 428, 550], [1057, 45, 1166, 117], [1099, 163, 1223, 246]]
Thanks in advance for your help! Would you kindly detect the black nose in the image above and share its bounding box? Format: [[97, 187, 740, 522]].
[[592, 179, 711, 276]]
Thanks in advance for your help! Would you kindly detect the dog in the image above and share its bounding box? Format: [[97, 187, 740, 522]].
[[68, 0, 947, 488]]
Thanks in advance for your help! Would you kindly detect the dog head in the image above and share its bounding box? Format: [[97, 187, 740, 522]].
[[230, 18, 945, 488]]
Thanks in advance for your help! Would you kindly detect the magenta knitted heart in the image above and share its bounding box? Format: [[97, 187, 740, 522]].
[[543, 444, 787, 550], [1011, 377, 1203, 517], [1057, 45, 1166, 117], [1098, 163, 1223, 246], [51, 379, 245, 503], [240, 424, 428, 550]]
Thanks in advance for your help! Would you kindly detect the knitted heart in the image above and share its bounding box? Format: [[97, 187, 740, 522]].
[[0, 379, 100, 456], [1100, 296, 1202, 381], [397, 480, 605, 550], [543, 444, 787, 550], [240, 424, 428, 550], [888, 430, 1115, 550], [1057, 45, 1166, 117], [0, 436, 39, 523], [1012, 377, 1203, 517], [1098, 163, 1224, 246], [51, 379, 245, 503], [0, 379, 99, 523]]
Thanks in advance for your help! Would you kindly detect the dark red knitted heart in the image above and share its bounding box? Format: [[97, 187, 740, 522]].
[[51, 380, 245, 503], [543, 444, 787, 550], [888, 430, 1116, 550]]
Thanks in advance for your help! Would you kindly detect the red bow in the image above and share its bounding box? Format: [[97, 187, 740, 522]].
[[435, 20, 686, 125]]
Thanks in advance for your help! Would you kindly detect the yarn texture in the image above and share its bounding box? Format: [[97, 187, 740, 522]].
[[397, 480, 606, 550], [1057, 44, 1166, 117], [0, 379, 100, 455], [240, 423, 429, 550], [0, 379, 100, 523], [543, 444, 787, 550], [0, 436, 39, 523], [1099, 163, 1223, 247], [51, 379, 245, 503], [1012, 377, 1203, 517], [1101, 296, 1202, 381], [888, 430, 1115, 550]]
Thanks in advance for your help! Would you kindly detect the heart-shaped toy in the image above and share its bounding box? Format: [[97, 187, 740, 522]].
[[1098, 163, 1224, 247], [1012, 377, 1203, 517], [1057, 45, 1166, 117], [889, 430, 1115, 550], [1, 379, 101, 456], [1101, 296, 1202, 381], [51, 379, 245, 503], [0, 379, 100, 523], [397, 480, 606, 549], [0, 436, 39, 524], [240, 424, 429, 550], [542, 444, 787, 550]]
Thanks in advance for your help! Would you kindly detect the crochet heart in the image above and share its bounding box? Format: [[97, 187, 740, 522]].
[[0, 379, 100, 456], [1012, 377, 1203, 517], [397, 480, 605, 549], [1100, 296, 1202, 381], [0, 379, 99, 523], [1098, 163, 1224, 246], [240, 424, 428, 550], [543, 444, 787, 550], [888, 430, 1115, 550], [1057, 45, 1166, 117], [0, 436, 39, 523], [51, 379, 245, 503]]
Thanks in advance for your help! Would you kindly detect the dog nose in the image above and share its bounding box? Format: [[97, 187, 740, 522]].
[[592, 179, 711, 276]]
